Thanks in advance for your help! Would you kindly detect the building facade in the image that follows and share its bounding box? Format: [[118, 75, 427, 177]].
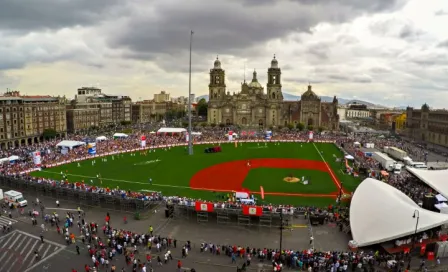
[[406, 104, 448, 147], [207, 56, 339, 129], [154, 91, 170, 103], [346, 103, 370, 119], [0, 91, 67, 149], [66, 87, 132, 132], [132, 103, 153, 124], [66, 107, 100, 132]]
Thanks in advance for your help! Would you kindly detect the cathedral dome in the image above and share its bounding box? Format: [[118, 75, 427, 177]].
[[271, 54, 278, 68], [214, 56, 221, 69], [301, 85, 320, 100], [249, 81, 262, 88], [249, 70, 262, 89]]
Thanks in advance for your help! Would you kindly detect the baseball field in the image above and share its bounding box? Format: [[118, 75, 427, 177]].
[[30, 142, 360, 206]]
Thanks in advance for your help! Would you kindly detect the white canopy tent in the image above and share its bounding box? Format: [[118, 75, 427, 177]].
[[191, 132, 202, 136], [350, 178, 448, 247], [406, 167, 448, 199], [56, 140, 86, 150], [8, 155, 20, 161], [0, 157, 9, 164], [436, 194, 448, 202], [113, 133, 128, 138], [157, 127, 186, 133], [345, 155, 355, 160], [96, 136, 107, 141]]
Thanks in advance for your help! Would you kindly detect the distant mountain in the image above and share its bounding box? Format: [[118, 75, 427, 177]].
[[197, 93, 378, 106]]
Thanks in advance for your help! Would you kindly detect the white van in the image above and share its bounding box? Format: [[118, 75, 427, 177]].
[[411, 162, 428, 170], [4, 190, 27, 207]]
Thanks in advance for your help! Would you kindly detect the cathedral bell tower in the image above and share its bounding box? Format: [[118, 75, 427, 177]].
[[267, 55, 283, 100], [209, 56, 226, 101]]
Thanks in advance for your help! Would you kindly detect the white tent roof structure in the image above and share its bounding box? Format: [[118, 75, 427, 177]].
[[406, 167, 448, 199], [56, 140, 86, 149], [113, 133, 128, 138], [96, 136, 107, 141], [8, 155, 20, 161], [157, 127, 186, 133], [350, 178, 448, 247]]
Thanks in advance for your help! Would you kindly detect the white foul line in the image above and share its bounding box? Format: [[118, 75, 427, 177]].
[[312, 143, 343, 192], [39, 170, 191, 189]]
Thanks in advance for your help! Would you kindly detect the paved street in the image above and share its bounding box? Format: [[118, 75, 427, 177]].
[[0, 216, 18, 233], [0, 229, 65, 272]]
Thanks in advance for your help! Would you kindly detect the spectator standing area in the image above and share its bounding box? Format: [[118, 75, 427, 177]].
[[30, 142, 359, 206]]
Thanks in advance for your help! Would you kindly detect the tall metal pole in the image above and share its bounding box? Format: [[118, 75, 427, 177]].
[[408, 209, 419, 269], [279, 209, 283, 253], [188, 30, 194, 155]]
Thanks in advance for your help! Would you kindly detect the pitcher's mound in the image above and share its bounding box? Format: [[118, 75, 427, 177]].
[[284, 177, 300, 183]]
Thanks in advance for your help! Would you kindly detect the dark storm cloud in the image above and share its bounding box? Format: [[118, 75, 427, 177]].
[[0, 0, 123, 31], [108, 0, 401, 60], [306, 43, 330, 60], [353, 75, 372, 83]]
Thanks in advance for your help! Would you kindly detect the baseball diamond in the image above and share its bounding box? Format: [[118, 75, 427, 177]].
[[30, 141, 360, 206]]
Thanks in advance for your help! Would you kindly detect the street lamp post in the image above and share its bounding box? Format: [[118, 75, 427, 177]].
[[279, 208, 289, 254], [187, 30, 194, 155], [279, 209, 283, 253], [408, 210, 420, 269], [338, 181, 344, 207]]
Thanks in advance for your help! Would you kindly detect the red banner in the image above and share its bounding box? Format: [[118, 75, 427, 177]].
[[195, 202, 214, 212], [260, 186, 265, 200], [420, 245, 426, 255], [242, 205, 263, 216]]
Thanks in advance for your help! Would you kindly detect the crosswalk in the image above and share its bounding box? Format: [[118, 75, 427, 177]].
[[0, 230, 65, 272], [0, 215, 18, 229]]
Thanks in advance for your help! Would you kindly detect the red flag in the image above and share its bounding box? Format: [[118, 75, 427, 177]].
[[260, 186, 265, 200], [242, 205, 263, 216], [195, 202, 214, 212]]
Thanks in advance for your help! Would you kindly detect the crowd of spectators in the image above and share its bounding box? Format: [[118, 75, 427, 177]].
[[0, 126, 442, 212]]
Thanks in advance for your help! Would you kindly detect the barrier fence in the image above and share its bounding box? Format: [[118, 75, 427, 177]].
[[0, 176, 154, 213]]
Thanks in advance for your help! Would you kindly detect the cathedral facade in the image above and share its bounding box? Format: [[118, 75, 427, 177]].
[[207, 56, 340, 130]]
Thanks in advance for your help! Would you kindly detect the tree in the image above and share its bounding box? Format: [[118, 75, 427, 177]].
[[318, 126, 325, 133], [120, 121, 131, 126], [219, 123, 225, 128], [307, 125, 314, 131], [200, 122, 208, 127], [287, 123, 294, 130], [42, 128, 57, 139], [296, 122, 305, 131], [197, 98, 208, 116], [210, 123, 216, 128]]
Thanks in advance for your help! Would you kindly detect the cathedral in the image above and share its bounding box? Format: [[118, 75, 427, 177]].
[[207, 56, 340, 130]]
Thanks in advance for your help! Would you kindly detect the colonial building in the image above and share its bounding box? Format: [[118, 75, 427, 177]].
[[66, 87, 132, 132], [406, 104, 448, 147], [0, 90, 66, 149], [346, 103, 370, 119], [207, 56, 339, 129], [132, 103, 153, 124]]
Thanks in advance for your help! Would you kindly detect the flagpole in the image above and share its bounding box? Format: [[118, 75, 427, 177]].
[[188, 30, 194, 155]]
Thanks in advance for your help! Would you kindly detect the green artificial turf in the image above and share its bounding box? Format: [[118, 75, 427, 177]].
[[30, 142, 360, 206], [243, 168, 337, 194]]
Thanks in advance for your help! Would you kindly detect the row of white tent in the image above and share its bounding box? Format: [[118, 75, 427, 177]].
[[0, 155, 20, 163], [351, 177, 448, 247], [55, 128, 203, 150]]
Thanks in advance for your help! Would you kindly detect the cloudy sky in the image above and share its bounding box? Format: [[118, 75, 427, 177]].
[[1, 0, 447, 108]]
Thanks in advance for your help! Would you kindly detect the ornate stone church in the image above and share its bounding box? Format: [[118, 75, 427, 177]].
[[207, 56, 340, 130]]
